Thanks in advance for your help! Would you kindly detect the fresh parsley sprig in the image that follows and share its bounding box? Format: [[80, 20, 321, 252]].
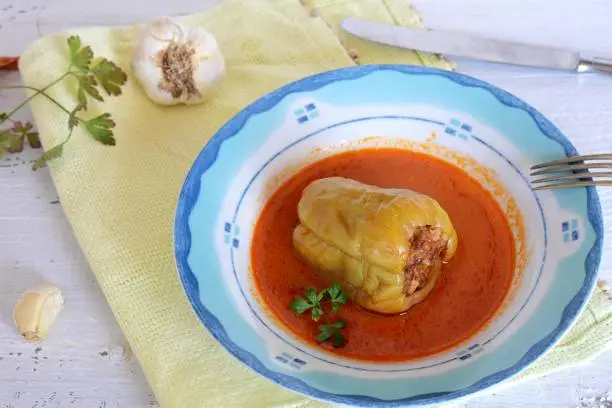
[[290, 283, 348, 320], [290, 287, 326, 321], [0, 36, 127, 169], [316, 319, 346, 348], [290, 283, 348, 348], [0, 120, 40, 155], [326, 283, 348, 313]]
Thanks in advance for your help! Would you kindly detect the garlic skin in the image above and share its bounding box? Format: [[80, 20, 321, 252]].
[[14, 283, 64, 342], [132, 17, 226, 105]]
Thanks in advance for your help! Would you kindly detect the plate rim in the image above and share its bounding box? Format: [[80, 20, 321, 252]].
[[174, 64, 603, 407]]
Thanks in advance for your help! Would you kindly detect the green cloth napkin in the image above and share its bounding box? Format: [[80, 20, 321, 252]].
[[17, 0, 612, 406]]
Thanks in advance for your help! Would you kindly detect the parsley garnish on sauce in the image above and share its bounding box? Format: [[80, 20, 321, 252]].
[[290, 283, 348, 348], [316, 319, 346, 348]]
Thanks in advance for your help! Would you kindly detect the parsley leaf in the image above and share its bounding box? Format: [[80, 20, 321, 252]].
[[327, 283, 341, 299], [327, 283, 348, 303], [0, 129, 11, 142], [315, 326, 332, 343], [305, 288, 318, 304], [311, 305, 324, 322], [3, 123, 27, 153], [13, 121, 33, 134], [291, 288, 326, 321], [0, 129, 14, 158], [67, 36, 93, 72], [331, 331, 345, 348], [75, 74, 103, 104], [15, 122, 40, 149], [327, 283, 348, 313], [0, 122, 43, 155], [316, 319, 346, 348], [7, 133, 24, 153], [26, 131, 41, 149], [33, 144, 64, 171], [0, 112, 8, 124], [83, 113, 116, 145], [317, 289, 326, 301], [90, 59, 128, 96], [290, 296, 312, 315]]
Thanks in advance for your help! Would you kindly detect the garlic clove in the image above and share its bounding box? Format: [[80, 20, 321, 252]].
[[132, 16, 226, 105], [13, 283, 64, 342]]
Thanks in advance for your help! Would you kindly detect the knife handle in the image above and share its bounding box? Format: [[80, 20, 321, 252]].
[[578, 56, 612, 74]]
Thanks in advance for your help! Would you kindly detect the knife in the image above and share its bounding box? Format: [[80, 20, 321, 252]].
[[341, 17, 612, 74]]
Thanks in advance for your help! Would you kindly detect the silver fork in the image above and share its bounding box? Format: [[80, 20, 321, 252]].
[[530, 153, 612, 190]]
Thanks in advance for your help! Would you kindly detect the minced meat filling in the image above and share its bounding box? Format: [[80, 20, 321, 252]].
[[403, 226, 449, 295]]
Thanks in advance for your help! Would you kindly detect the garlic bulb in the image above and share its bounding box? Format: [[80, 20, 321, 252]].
[[132, 17, 226, 105], [14, 283, 64, 342]]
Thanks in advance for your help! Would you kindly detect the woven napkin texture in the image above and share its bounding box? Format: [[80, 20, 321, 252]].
[[18, 0, 612, 406]]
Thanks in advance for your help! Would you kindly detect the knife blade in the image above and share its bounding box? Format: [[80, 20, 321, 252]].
[[341, 17, 612, 74]]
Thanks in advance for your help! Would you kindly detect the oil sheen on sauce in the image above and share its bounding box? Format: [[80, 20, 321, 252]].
[[251, 148, 515, 362]]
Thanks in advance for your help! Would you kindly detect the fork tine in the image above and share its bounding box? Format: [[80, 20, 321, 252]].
[[531, 172, 612, 184], [533, 180, 612, 191], [530, 153, 612, 170], [530, 162, 612, 176]]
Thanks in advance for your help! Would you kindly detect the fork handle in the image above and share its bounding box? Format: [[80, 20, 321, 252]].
[[578, 56, 612, 74]]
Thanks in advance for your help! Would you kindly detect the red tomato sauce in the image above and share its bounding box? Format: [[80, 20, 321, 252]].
[[251, 148, 515, 361]]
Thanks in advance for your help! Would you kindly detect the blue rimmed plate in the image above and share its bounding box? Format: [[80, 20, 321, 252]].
[[174, 65, 603, 406]]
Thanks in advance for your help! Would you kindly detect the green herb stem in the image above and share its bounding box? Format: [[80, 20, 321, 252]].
[[1, 86, 72, 118], [1, 36, 126, 168], [0, 72, 71, 119]]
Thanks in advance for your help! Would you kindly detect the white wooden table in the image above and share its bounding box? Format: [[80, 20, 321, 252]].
[[1, 0, 611, 407]]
